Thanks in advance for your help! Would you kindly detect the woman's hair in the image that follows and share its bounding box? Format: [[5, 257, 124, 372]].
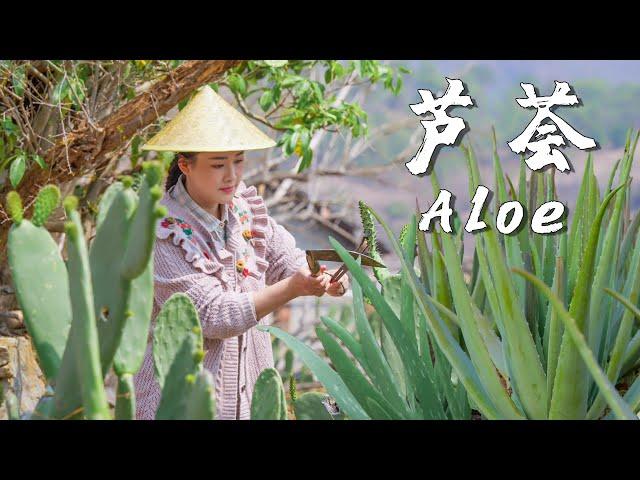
[[165, 152, 197, 192]]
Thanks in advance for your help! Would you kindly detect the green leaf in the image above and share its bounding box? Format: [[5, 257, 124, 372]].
[[316, 326, 403, 419], [513, 268, 637, 420], [52, 77, 69, 104], [320, 316, 367, 368], [471, 145, 549, 418], [32, 154, 46, 169], [330, 236, 447, 419], [259, 90, 274, 112], [349, 272, 412, 417], [587, 134, 638, 361], [258, 325, 369, 420], [604, 288, 640, 327], [227, 74, 247, 97], [549, 182, 627, 419], [2, 117, 18, 136], [9, 154, 26, 188], [588, 217, 640, 419], [367, 209, 504, 420]]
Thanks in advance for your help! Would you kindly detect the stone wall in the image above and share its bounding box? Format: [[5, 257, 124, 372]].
[[0, 336, 46, 420]]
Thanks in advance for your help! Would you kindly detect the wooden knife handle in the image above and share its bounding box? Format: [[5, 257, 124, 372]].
[[306, 251, 321, 277]]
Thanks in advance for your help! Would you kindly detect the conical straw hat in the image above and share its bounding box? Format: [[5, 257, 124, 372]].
[[141, 85, 276, 152]]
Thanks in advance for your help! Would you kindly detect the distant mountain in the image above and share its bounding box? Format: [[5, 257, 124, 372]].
[[423, 60, 640, 86]]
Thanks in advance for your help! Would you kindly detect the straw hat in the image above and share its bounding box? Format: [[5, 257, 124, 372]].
[[141, 85, 276, 152]]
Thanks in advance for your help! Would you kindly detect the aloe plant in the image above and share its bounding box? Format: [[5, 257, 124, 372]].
[[356, 131, 640, 420], [261, 211, 471, 419], [262, 129, 640, 420]]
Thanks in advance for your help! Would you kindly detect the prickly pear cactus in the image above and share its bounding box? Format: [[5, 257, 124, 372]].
[[91, 161, 166, 378], [6, 186, 72, 382], [56, 196, 110, 419], [4, 161, 230, 421], [153, 293, 203, 389], [52, 161, 166, 419], [184, 370, 217, 420], [155, 334, 203, 420], [250, 368, 288, 420], [153, 292, 209, 420]]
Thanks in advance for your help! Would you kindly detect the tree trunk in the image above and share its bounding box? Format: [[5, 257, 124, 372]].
[[0, 60, 242, 272]]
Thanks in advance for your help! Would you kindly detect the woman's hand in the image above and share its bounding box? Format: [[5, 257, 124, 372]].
[[324, 269, 350, 297], [288, 265, 331, 297]]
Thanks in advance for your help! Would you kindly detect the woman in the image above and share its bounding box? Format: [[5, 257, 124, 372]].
[[133, 86, 350, 420]]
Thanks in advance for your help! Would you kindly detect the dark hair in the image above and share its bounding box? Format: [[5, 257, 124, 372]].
[[165, 152, 197, 192]]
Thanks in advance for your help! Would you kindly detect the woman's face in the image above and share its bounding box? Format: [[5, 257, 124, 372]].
[[178, 151, 245, 207]]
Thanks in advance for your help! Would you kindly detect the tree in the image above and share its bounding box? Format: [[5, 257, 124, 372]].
[[0, 59, 409, 290]]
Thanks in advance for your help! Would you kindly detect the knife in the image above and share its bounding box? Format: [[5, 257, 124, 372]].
[[305, 249, 386, 277]]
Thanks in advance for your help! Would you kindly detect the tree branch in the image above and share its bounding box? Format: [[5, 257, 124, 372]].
[[0, 60, 242, 261]]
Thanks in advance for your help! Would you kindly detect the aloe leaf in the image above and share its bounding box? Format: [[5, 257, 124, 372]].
[[513, 268, 637, 420], [320, 316, 367, 369], [588, 225, 640, 419], [259, 325, 369, 420], [604, 288, 640, 326], [316, 326, 405, 419], [365, 212, 511, 419], [549, 183, 627, 419], [618, 210, 640, 279], [462, 146, 547, 419], [330, 239, 444, 419], [587, 133, 638, 361], [545, 255, 566, 410], [351, 273, 412, 417]]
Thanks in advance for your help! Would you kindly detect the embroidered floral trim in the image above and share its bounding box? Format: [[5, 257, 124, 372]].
[[160, 216, 193, 236], [156, 215, 223, 277], [156, 182, 272, 285], [238, 183, 270, 281]]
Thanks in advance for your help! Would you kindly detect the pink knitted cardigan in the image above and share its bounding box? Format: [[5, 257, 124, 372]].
[[133, 180, 307, 420]]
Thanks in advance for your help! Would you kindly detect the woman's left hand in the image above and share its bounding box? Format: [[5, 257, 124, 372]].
[[324, 269, 350, 297]]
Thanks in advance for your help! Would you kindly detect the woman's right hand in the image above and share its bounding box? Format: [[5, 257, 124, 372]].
[[288, 265, 330, 297]]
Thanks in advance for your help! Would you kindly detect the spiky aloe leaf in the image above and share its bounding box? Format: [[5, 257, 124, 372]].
[[316, 325, 405, 419], [549, 182, 627, 419], [330, 235, 447, 420], [258, 325, 369, 420], [367, 208, 503, 419], [513, 268, 636, 420]]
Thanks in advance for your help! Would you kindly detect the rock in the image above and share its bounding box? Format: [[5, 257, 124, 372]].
[[0, 310, 24, 330], [0, 345, 10, 379], [0, 284, 17, 313], [0, 336, 46, 420]]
